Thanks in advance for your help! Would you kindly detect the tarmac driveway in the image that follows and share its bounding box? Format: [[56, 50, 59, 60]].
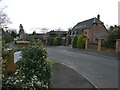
[[47, 46, 118, 88]]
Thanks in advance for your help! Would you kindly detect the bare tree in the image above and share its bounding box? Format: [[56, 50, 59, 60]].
[[0, 1, 11, 59], [0, 6, 11, 27]]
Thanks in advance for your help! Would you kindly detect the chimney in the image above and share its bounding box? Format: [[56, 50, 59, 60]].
[[97, 14, 100, 20]]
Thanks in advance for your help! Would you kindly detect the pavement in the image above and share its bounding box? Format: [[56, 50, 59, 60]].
[[52, 63, 96, 89], [65, 46, 118, 60]]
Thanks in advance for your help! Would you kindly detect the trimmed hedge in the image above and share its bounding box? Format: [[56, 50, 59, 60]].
[[48, 38, 54, 46], [72, 36, 78, 48], [77, 35, 86, 49], [53, 37, 61, 46]]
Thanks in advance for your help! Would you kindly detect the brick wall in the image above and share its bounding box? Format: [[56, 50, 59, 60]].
[[91, 24, 108, 43], [76, 24, 108, 44]]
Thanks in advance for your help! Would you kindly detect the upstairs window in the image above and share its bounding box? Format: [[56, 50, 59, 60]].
[[84, 31, 87, 35]]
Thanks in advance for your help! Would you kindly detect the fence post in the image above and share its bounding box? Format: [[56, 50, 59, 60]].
[[66, 36, 69, 46]]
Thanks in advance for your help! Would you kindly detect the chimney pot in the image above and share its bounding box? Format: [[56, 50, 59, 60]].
[[97, 14, 100, 20]]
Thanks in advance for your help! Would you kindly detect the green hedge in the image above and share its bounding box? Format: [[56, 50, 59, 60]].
[[72, 36, 78, 48], [2, 35, 14, 43], [53, 37, 61, 46], [48, 38, 54, 46], [77, 35, 86, 49]]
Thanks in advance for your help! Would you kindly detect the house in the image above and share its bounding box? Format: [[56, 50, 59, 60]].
[[28, 33, 46, 44], [46, 30, 67, 38], [69, 14, 108, 43], [29, 33, 46, 40], [46, 30, 68, 45]]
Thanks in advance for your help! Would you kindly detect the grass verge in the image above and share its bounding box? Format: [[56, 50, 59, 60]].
[[47, 59, 58, 65]]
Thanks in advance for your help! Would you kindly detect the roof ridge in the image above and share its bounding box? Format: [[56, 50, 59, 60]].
[[77, 17, 96, 24]]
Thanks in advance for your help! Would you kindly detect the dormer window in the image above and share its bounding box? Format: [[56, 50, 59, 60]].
[[93, 18, 96, 23], [93, 23, 97, 26], [93, 18, 97, 26]]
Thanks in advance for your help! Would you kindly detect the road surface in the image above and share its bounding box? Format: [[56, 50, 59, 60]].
[[47, 46, 118, 88]]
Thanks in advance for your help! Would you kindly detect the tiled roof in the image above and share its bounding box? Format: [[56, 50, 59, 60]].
[[47, 31, 68, 35], [71, 17, 105, 34], [29, 33, 46, 39]]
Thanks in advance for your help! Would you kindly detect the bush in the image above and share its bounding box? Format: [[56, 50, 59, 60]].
[[48, 38, 54, 46], [2, 41, 52, 89], [53, 37, 61, 46], [104, 25, 120, 48], [77, 35, 86, 49], [2, 35, 14, 43], [72, 36, 78, 48], [104, 35, 116, 48]]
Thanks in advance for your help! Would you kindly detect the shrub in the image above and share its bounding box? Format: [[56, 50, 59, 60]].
[[104, 35, 116, 48], [2, 35, 14, 43], [104, 25, 120, 48], [53, 37, 61, 46], [2, 41, 52, 89], [48, 38, 54, 46], [72, 36, 78, 48], [77, 35, 86, 49]]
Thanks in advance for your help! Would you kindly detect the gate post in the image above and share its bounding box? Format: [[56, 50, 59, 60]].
[[85, 38, 89, 49], [116, 39, 120, 53], [98, 39, 102, 51], [66, 36, 69, 46]]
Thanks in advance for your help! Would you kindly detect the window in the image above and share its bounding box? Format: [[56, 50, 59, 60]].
[[85, 31, 87, 35]]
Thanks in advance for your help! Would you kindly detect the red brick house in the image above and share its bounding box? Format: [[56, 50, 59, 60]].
[[69, 14, 108, 43]]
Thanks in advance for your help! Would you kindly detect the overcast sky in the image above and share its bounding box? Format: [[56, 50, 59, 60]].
[[1, 0, 119, 33]]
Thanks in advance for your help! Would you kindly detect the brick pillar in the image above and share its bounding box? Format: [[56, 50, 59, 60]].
[[116, 39, 120, 53], [66, 36, 69, 46], [98, 39, 102, 51], [85, 38, 89, 49]]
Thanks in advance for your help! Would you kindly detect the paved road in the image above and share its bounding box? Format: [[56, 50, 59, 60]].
[[52, 63, 96, 88], [47, 46, 118, 88]]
